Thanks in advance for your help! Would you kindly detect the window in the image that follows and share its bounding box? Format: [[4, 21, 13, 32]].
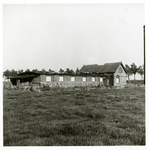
[[71, 77, 75, 81], [59, 76, 63, 81], [6, 79, 10, 82], [92, 77, 95, 82], [116, 75, 120, 83], [46, 76, 51, 82], [100, 78, 103, 82], [118, 67, 123, 73], [82, 77, 86, 82]]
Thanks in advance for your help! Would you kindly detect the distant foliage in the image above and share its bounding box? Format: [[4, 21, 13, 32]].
[[65, 68, 75, 74], [137, 65, 144, 78], [3, 69, 11, 78], [10, 69, 17, 76], [125, 63, 144, 81], [17, 69, 23, 74], [65, 68, 70, 74], [32, 69, 39, 72], [130, 63, 140, 80], [25, 69, 30, 72], [70, 69, 75, 74], [3, 69, 17, 78], [41, 69, 46, 73], [125, 64, 132, 81], [75, 68, 80, 74], [59, 68, 65, 74], [49, 69, 54, 72]]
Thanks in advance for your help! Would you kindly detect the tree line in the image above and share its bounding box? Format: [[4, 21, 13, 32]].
[[3, 63, 144, 81], [125, 63, 144, 80], [3, 68, 80, 78]]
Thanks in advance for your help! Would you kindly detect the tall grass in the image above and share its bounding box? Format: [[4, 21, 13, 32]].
[[3, 87, 145, 146]]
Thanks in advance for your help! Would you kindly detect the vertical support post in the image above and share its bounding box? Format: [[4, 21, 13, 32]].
[[143, 25, 145, 84], [17, 79, 20, 87]]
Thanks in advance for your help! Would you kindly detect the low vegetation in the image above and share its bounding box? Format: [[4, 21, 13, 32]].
[[3, 86, 145, 146], [129, 80, 144, 84]]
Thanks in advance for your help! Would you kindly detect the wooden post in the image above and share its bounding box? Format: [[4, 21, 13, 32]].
[[17, 79, 20, 87], [143, 25, 145, 84]]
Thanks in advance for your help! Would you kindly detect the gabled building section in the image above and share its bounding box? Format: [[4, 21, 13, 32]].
[[80, 62, 127, 86], [80, 62, 127, 74]]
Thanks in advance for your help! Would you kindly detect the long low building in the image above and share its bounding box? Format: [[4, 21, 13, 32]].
[[9, 71, 105, 87], [8, 62, 127, 87]]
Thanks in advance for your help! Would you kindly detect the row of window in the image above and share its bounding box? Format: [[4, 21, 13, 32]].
[[46, 76, 122, 83], [46, 76, 103, 82]]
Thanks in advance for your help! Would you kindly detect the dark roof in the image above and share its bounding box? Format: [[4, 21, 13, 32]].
[[18, 71, 41, 75], [100, 62, 121, 73], [8, 70, 56, 79], [80, 62, 127, 74], [18, 70, 55, 75], [80, 64, 100, 73], [9, 75, 35, 79]]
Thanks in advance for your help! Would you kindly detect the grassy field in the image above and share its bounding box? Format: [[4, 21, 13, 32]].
[[129, 80, 144, 84], [3, 86, 145, 146]]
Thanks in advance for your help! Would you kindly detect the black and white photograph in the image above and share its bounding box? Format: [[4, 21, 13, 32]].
[[1, 0, 148, 148]]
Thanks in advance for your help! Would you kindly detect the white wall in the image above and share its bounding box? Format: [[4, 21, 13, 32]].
[[128, 73, 144, 80], [114, 65, 127, 86]]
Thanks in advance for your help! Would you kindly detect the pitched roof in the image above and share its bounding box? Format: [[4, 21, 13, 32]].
[[80, 64, 102, 73], [8, 75, 35, 79], [80, 62, 127, 74], [99, 62, 121, 73], [18, 70, 55, 75]]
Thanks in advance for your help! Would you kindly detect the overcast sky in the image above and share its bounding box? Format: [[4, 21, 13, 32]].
[[3, 4, 145, 72]]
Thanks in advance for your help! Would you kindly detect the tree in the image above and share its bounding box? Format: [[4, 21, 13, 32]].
[[32, 69, 38, 72], [17, 69, 23, 74], [3, 69, 17, 79], [130, 63, 139, 80], [65, 68, 74, 74], [25, 69, 30, 72], [41, 69, 46, 73], [59, 68, 64, 74], [65, 68, 70, 74], [10, 69, 17, 76], [49, 69, 54, 72], [3, 69, 11, 78], [75, 68, 80, 74], [69, 69, 75, 74], [138, 65, 144, 80], [125, 64, 132, 82]]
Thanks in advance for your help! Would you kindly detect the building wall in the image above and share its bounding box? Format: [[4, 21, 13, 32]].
[[31, 75, 40, 83], [39, 74, 104, 87], [40, 75, 46, 82], [75, 76, 82, 82], [86, 76, 91, 82], [114, 65, 127, 86], [53, 75, 59, 82], [95, 77, 99, 82], [64, 76, 71, 82], [129, 73, 144, 80]]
